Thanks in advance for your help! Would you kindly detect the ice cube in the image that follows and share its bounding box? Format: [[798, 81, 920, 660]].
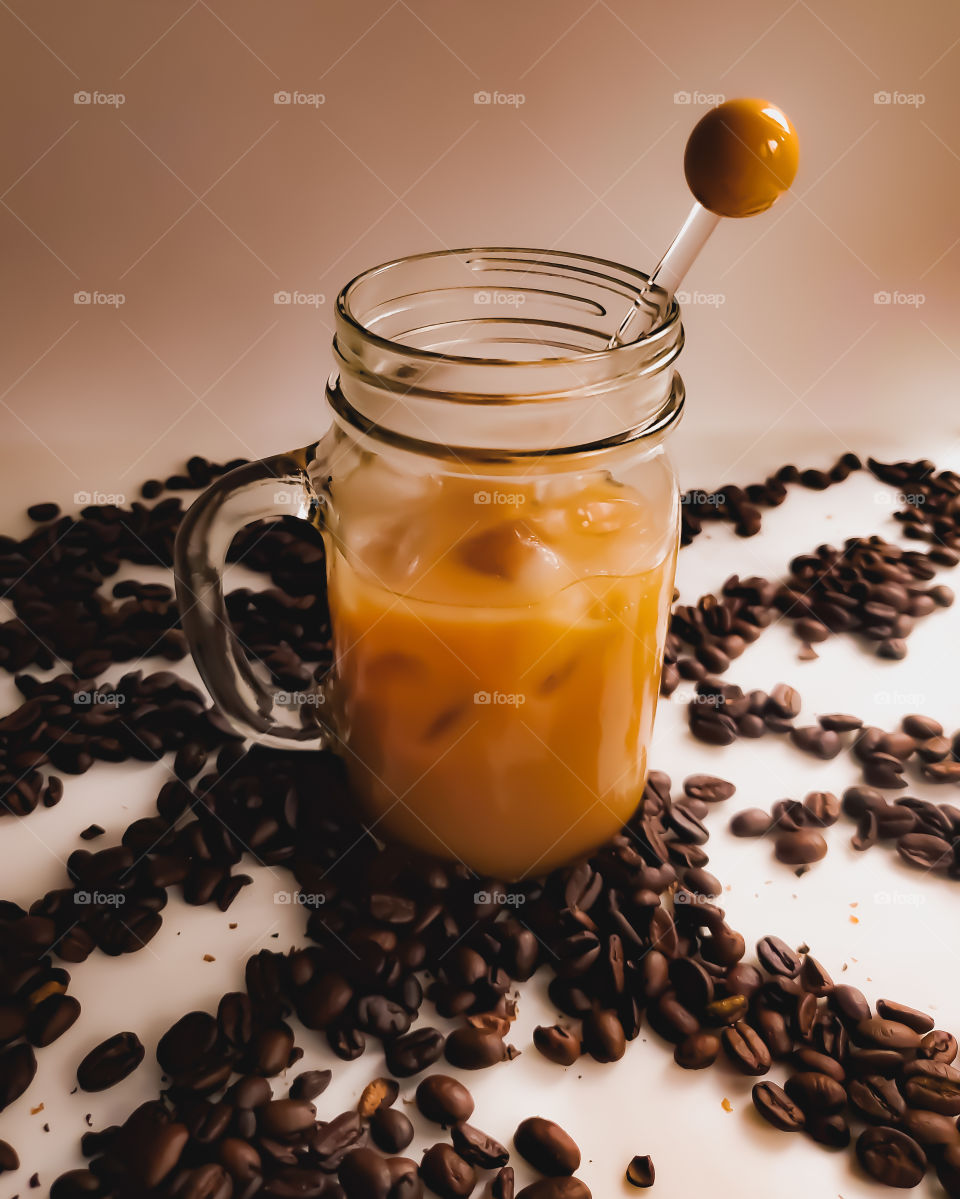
[[457, 520, 563, 585]]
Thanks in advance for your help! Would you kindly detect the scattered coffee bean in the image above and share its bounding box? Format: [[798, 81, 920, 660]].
[[514, 1118, 581, 1177], [625, 1154, 655, 1188], [856, 1127, 927, 1188], [752, 1081, 805, 1131]]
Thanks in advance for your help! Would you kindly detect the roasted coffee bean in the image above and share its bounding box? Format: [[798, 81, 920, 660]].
[[818, 713, 862, 732], [491, 1166, 514, 1199], [683, 775, 735, 803], [253, 1024, 296, 1074], [419, 1143, 476, 1198], [752, 1081, 805, 1131], [515, 1182, 591, 1199], [876, 999, 934, 1034], [27, 992, 81, 1047], [783, 1071, 845, 1114], [290, 1069, 332, 1101], [444, 1025, 510, 1070], [533, 1025, 581, 1066], [683, 867, 722, 897], [899, 1061, 960, 1114], [674, 1031, 719, 1069], [298, 973, 353, 1029], [757, 936, 802, 978], [792, 1047, 844, 1082], [625, 1155, 655, 1188], [77, 1031, 144, 1091], [338, 1147, 392, 1199], [0, 1138, 19, 1172], [864, 752, 907, 789], [387, 1027, 445, 1077], [50, 1169, 104, 1197], [514, 1118, 580, 1176], [856, 1127, 927, 1188], [450, 1122, 510, 1169], [901, 1106, 960, 1150], [775, 830, 827, 865], [703, 994, 749, 1026], [848, 1075, 906, 1125], [416, 1075, 475, 1126], [257, 1098, 317, 1137], [919, 1029, 958, 1063], [730, 809, 773, 837], [802, 791, 840, 827], [830, 984, 871, 1025], [371, 1107, 414, 1154], [358, 1077, 399, 1118], [581, 1008, 626, 1063], [808, 1113, 851, 1148], [790, 726, 842, 759], [722, 1022, 771, 1075], [798, 956, 832, 996], [157, 1011, 220, 1076], [668, 957, 714, 1010], [855, 1016, 922, 1051], [356, 995, 412, 1040], [755, 1009, 793, 1060]]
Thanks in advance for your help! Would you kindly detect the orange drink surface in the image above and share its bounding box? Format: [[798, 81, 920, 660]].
[[327, 465, 678, 880]]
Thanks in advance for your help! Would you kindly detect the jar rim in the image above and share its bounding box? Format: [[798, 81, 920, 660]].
[[336, 246, 681, 369]]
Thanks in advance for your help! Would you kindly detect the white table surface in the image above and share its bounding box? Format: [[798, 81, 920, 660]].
[[1, 436, 959, 1199]]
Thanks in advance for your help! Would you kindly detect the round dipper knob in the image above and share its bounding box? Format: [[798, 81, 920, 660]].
[[683, 98, 798, 218]]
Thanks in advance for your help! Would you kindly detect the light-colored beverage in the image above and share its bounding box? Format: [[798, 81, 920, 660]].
[[327, 465, 677, 879]]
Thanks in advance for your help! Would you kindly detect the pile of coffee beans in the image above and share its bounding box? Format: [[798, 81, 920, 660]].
[[0, 450, 958, 1197]]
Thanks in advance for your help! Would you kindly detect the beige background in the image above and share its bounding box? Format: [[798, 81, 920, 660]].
[[1, 0, 959, 517]]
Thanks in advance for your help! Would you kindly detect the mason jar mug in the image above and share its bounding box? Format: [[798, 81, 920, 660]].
[[175, 248, 684, 880]]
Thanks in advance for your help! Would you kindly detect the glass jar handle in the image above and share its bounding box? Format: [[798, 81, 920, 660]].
[[174, 443, 334, 749]]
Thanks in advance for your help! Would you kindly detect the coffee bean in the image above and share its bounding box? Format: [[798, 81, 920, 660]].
[[876, 999, 933, 1034], [792, 1048, 844, 1082], [775, 830, 827, 865], [757, 936, 801, 978], [722, 1022, 771, 1075], [358, 1077, 399, 1119], [920, 1029, 958, 1063], [674, 1031, 719, 1069], [419, 1143, 475, 1198], [27, 992, 81, 1047], [900, 1060, 960, 1114], [855, 1016, 922, 1051], [515, 1182, 591, 1199], [848, 1074, 906, 1124], [625, 1154, 654, 1188], [802, 792, 840, 827], [582, 1008, 626, 1062], [790, 726, 842, 759], [730, 809, 773, 837], [371, 1107, 414, 1154], [257, 1098, 316, 1137], [683, 775, 735, 802], [533, 1025, 580, 1066], [451, 1122, 510, 1169], [77, 1032, 144, 1091], [752, 1081, 805, 1131], [444, 1025, 510, 1070], [818, 713, 862, 732], [830, 984, 871, 1025], [338, 1147, 391, 1199], [783, 1071, 845, 1114], [514, 1118, 580, 1176], [0, 1139, 19, 1172], [387, 1027, 445, 1077], [897, 832, 954, 870], [903, 714, 942, 739], [416, 1075, 475, 1126], [492, 1166, 515, 1199], [290, 1069, 332, 1101], [856, 1127, 926, 1188]]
